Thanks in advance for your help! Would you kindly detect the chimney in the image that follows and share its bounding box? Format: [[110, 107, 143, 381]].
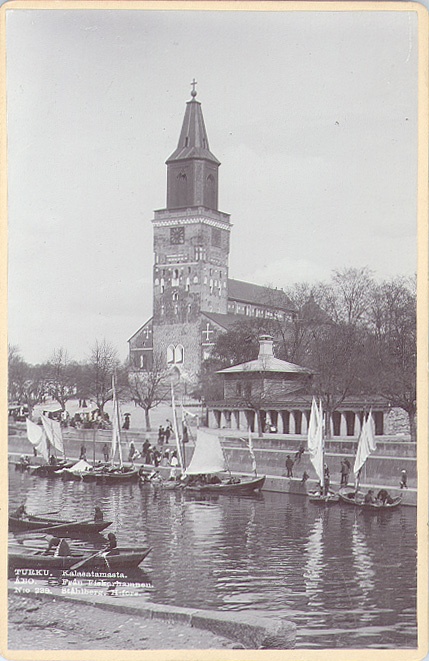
[[258, 335, 274, 359]]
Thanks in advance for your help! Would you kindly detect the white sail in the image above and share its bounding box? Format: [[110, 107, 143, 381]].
[[185, 429, 226, 475], [26, 418, 49, 462], [309, 414, 325, 487], [41, 414, 64, 457], [353, 412, 376, 477], [307, 397, 320, 455]]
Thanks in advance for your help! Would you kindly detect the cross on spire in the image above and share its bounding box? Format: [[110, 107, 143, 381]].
[[190, 78, 198, 98]]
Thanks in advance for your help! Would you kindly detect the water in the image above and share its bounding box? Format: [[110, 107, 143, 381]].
[[9, 470, 417, 649]]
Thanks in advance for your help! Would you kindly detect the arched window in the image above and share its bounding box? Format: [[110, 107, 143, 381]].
[[172, 269, 179, 286], [172, 291, 179, 302], [175, 345, 184, 364], [160, 278, 165, 293], [167, 345, 175, 364]]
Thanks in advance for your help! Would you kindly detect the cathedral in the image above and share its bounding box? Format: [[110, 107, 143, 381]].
[[128, 85, 295, 379]]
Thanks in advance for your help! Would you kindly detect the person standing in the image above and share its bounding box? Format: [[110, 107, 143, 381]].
[[400, 469, 408, 489], [79, 444, 87, 461], [340, 459, 350, 487], [285, 455, 294, 478], [102, 443, 109, 462]]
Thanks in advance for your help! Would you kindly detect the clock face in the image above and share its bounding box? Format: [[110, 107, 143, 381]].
[[170, 226, 185, 245]]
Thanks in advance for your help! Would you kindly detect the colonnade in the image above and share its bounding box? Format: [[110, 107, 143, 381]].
[[208, 408, 386, 437]]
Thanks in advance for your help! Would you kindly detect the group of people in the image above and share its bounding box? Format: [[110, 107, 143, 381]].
[[158, 421, 173, 445], [364, 489, 395, 506]]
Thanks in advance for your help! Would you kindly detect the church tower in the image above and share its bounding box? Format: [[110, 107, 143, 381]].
[[151, 83, 231, 376]]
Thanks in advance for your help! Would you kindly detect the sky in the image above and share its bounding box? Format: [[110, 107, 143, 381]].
[[6, 6, 419, 364]]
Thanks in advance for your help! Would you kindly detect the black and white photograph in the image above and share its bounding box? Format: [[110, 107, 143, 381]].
[[3, 2, 428, 657]]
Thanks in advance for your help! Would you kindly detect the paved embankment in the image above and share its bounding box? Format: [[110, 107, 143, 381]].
[[7, 586, 296, 650], [9, 423, 417, 505]]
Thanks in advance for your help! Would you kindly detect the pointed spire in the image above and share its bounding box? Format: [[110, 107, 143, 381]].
[[166, 87, 220, 166]]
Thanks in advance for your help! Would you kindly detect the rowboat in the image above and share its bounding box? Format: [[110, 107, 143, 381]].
[[185, 474, 266, 494], [338, 487, 402, 510], [182, 429, 266, 495], [308, 490, 340, 505], [9, 546, 151, 570], [95, 467, 140, 483], [8, 515, 112, 536]]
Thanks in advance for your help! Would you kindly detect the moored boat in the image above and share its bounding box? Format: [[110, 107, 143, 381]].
[[338, 487, 401, 510], [182, 429, 266, 495], [185, 474, 266, 494], [9, 514, 112, 536], [308, 490, 340, 505], [8, 546, 151, 570]]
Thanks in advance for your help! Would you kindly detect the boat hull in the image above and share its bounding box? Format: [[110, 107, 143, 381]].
[[338, 488, 402, 510], [309, 491, 339, 505], [185, 475, 266, 494], [95, 468, 140, 483], [9, 515, 112, 536], [9, 547, 151, 570]]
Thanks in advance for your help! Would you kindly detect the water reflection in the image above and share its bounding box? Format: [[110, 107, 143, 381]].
[[8, 470, 417, 649]]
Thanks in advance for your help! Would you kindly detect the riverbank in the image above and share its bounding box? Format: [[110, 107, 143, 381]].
[[7, 586, 296, 651]]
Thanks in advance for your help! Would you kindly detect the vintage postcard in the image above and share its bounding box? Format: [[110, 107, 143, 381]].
[[1, 2, 428, 660]]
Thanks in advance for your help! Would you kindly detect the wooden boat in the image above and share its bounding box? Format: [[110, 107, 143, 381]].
[[338, 487, 402, 510], [30, 463, 71, 477], [9, 514, 112, 536], [185, 474, 266, 494], [183, 429, 266, 495], [308, 490, 340, 505], [360, 497, 402, 511], [95, 467, 140, 483], [338, 487, 364, 505], [9, 546, 151, 570]]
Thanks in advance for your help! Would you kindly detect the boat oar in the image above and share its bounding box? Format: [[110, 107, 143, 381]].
[[28, 510, 61, 517], [69, 549, 109, 572]]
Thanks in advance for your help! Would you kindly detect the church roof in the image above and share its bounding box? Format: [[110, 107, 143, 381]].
[[228, 279, 295, 312], [202, 311, 244, 330], [166, 97, 220, 165]]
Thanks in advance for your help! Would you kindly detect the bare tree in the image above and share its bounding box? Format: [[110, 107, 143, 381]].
[[8, 345, 48, 413], [127, 353, 170, 430], [86, 339, 120, 413], [367, 277, 417, 440], [316, 267, 375, 326], [45, 348, 77, 411]]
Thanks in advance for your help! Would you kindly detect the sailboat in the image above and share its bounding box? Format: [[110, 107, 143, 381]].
[[27, 416, 71, 477], [183, 428, 266, 494], [95, 374, 139, 483], [307, 398, 339, 504], [338, 412, 401, 509]]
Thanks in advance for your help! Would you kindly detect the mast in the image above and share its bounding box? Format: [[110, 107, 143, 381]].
[[110, 373, 123, 468], [170, 380, 184, 470]]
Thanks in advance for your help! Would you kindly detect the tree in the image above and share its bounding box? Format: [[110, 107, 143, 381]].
[[45, 348, 78, 411], [316, 267, 375, 326], [127, 354, 170, 430], [86, 339, 121, 413], [8, 345, 48, 412], [367, 277, 417, 440]]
